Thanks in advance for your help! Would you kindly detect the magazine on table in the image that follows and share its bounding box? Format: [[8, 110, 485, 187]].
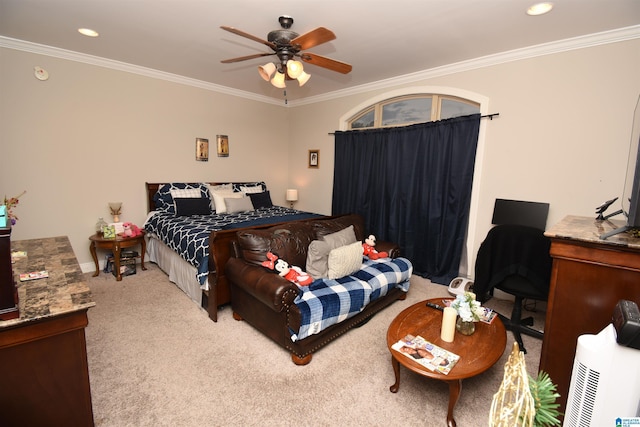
[[391, 334, 460, 375], [19, 270, 49, 281]]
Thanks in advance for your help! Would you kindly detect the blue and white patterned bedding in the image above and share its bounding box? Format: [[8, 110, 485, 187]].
[[291, 257, 413, 341], [145, 207, 322, 286], [144, 182, 322, 286]]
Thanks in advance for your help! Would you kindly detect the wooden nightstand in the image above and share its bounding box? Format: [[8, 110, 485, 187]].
[[89, 231, 146, 281]]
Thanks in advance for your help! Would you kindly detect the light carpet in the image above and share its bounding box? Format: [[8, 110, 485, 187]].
[[85, 264, 544, 427]]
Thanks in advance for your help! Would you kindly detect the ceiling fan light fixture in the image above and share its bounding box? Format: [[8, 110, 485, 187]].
[[286, 60, 304, 79], [258, 62, 276, 81], [297, 71, 311, 87], [271, 70, 286, 88]]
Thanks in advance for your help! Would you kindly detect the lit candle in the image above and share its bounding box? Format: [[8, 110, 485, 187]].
[[441, 306, 457, 342]]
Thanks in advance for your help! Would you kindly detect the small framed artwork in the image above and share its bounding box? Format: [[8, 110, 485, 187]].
[[308, 149, 319, 168], [196, 138, 209, 161], [217, 135, 229, 157]]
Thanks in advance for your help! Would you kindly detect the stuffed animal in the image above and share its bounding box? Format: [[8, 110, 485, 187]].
[[120, 222, 142, 238], [261, 252, 313, 287], [362, 234, 388, 260]]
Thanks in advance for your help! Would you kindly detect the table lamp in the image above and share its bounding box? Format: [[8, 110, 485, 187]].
[[286, 189, 298, 209], [109, 202, 122, 222]]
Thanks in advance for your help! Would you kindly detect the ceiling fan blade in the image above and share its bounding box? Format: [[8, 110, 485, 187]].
[[291, 27, 336, 50], [220, 53, 274, 64], [300, 53, 352, 74], [220, 26, 276, 50]]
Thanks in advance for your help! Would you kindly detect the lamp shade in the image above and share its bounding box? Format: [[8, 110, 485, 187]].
[[286, 60, 304, 79], [297, 71, 311, 87], [286, 189, 298, 202], [258, 62, 276, 81], [271, 71, 286, 88]]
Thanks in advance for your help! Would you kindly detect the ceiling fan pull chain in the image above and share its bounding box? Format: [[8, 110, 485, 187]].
[[284, 89, 288, 105]]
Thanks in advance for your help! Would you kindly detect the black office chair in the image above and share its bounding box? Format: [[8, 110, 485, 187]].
[[473, 199, 552, 354]]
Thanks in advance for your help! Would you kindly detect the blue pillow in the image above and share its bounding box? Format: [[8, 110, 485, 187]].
[[174, 198, 211, 216], [153, 183, 210, 214], [249, 191, 273, 209]]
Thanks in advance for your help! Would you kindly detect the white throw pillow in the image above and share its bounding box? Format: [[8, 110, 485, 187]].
[[327, 241, 363, 279], [240, 185, 264, 194], [170, 188, 202, 199], [211, 189, 241, 213]]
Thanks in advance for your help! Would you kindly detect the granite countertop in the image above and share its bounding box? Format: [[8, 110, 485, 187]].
[[544, 215, 640, 250], [0, 236, 95, 328]]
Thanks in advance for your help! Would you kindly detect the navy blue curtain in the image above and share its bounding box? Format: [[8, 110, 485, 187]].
[[332, 114, 480, 285]]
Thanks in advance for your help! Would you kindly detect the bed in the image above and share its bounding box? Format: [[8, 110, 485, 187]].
[[144, 181, 325, 322]]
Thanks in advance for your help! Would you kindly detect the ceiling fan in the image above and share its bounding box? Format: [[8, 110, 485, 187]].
[[220, 16, 352, 88]]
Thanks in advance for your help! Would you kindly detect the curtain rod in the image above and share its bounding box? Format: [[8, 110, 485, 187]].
[[328, 113, 499, 135]]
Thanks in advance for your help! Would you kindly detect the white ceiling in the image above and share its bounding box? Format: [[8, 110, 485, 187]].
[[1, 0, 639, 103]]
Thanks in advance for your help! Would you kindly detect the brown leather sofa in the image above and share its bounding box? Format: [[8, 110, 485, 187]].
[[225, 214, 409, 365]]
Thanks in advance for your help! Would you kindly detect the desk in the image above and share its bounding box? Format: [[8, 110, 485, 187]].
[[541, 215, 640, 415], [89, 231, 146, 281], [387, 298, 506, 427], [0, 236, 96, 426]]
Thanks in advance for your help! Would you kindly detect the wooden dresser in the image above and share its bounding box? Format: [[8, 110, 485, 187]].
[[540, 215, 640, 415], [0, 236, 96, 426]]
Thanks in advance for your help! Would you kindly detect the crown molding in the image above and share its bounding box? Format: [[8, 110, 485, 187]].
[[0, 36, 284, 106], [2, 24, 639, 108], [290, 24, 640, 107]]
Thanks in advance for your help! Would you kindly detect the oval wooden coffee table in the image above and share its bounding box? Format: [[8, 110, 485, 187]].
[[387, 298, 506, 427]]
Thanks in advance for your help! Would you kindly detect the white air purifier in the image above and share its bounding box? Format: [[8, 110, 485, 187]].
[[563, 323, 640, 427]]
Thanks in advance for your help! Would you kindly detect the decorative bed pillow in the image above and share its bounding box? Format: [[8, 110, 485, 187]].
[[327, 241, 364, 279], [232, 182, 266, 193], [170, 188, 202, 199], [306, 225, 358, 279], [249, 191, 273, 209], [240, 185, 264, 194], [211, 189, 242, 214], [225, 196, 254, 213], [174, 198, 211, 216], [153, 183, 209, 215]]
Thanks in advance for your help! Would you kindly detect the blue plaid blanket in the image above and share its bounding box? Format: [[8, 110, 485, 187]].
[[291, 257, 412, 341], [144, 207, 322, 285]]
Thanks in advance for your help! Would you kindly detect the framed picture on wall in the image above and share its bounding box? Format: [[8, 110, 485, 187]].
[[217, 135, 229, 157], [196, 138, 209, 161], [308, 149, 319, 168]]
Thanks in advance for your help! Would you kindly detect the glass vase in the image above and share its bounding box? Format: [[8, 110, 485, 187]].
[[456, 317, 476, 335], [95, 217, 108, 236]]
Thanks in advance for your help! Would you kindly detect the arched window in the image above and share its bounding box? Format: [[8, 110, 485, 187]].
[[349, 94, 480, 130]]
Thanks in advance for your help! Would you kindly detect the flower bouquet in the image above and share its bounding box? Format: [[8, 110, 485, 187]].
[[450, 291, 485, 322], [3, 191, 26, 225]]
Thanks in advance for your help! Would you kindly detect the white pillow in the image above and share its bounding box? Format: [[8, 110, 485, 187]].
[[240, 185, 264, 194], [170, 188, 202, 199], [327, 241, 363, 279], [225, 196, 254, 213], [211, 189, 240, 213], [208, 183, 232, 192]]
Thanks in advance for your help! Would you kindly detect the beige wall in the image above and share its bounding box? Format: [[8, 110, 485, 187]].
[[2, 38, 640, 277], [1, 48, 288, 270]]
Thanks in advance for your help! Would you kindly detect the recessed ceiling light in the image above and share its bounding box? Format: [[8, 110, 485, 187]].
[[78, 28, 99, 37], [526, 2, 554, 16]]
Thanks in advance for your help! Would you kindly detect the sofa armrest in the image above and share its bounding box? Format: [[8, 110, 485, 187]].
[[375, 241, 401, 259], [226, 258, 300, 311]]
